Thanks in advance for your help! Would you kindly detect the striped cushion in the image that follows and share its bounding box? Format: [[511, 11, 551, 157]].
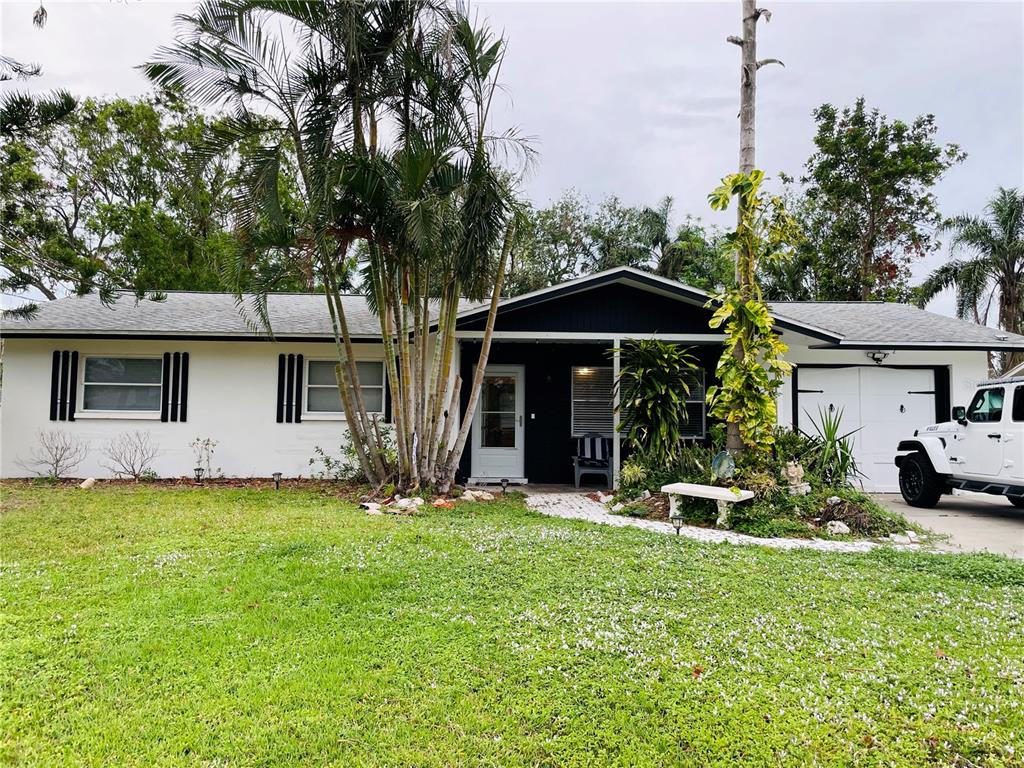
[[577, 434, 610, 466]]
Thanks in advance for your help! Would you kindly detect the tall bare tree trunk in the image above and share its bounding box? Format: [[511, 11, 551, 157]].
[[725, 0, 782, 454], [736, 0, 758, 182]]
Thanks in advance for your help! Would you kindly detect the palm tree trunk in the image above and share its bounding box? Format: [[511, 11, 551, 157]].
[[439, 224, 516, 491], [999, 274, 1024, 371]]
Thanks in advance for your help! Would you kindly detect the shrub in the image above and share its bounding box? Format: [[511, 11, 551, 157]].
[[817, 487, 909, 537], [17, 430, 88, 479], [311, 425, 397, 484], [612, 339, 701, 464], [102, 431, 160, 481], [619, 442, 717, 498]]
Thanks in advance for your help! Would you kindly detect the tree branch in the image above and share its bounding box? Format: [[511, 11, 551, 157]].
[[756, 58, 784, 69]]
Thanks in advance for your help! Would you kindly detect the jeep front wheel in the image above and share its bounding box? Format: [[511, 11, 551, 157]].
[[899, 452, 942, 508]]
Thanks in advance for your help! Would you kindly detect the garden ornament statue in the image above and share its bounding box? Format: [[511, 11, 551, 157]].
[[784, 461, 811, 496]]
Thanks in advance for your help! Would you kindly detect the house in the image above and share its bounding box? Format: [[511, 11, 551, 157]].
[[2, 267, 1022, 491]]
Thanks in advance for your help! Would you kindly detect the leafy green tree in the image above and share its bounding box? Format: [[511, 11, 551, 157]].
[[505, 191, 590, 295], [585, 195, 657, 272], [707, 170, 800, 454], [918, 188, 1024, 372], [654, 218, 733, 292], [792, 98, 965, 301], [505, 193, 732, 295], [1, 91, 309, 313]]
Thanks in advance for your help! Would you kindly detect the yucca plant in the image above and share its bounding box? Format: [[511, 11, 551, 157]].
[[804, 406, 861, 487], [612, 339, 701, 465]]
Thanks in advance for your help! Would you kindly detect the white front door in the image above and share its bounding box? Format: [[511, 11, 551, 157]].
[[471, 365, 525, 481]]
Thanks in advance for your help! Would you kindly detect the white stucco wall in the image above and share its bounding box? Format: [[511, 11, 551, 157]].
[[0, 338, 397, 479]]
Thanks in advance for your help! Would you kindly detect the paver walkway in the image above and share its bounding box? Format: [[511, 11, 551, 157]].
[[525, 491, 912, 554]]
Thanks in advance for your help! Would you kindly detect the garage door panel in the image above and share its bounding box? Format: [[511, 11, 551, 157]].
[[797, 369, 861, 440], [796, 366, 937, 493]]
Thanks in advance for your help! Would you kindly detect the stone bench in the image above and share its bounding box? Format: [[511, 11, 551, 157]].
[[660, 482, 755, 529]]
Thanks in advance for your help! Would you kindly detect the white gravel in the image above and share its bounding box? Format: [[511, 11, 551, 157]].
[[524, 492, 917, 554]]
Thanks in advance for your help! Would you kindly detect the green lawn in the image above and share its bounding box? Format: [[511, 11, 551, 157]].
[[2, 484, 1022, 767]]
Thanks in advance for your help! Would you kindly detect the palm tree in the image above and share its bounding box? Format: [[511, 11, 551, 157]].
[[918, 188, 1024, 372], [146, 0, 528, 490]]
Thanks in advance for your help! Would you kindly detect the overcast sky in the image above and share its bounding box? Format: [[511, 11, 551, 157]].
[[2, 0, 1022, 316]]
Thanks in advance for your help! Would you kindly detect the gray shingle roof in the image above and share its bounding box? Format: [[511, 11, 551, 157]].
[[769, 301, 1024, 348], [3, 278, 1022, 350], [0, 291, 479, 339]]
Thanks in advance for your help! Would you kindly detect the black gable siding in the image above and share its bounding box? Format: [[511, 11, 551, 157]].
[[457, 284, 718, 335], [457, 341, 720, 484]]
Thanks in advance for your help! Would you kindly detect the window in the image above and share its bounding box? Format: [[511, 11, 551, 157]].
[[1013, 386, 1024, 423], [571, 367, 613, 436], [967, 387, 1004, 423], [82, 356, 163, 412], [679, 369, 707, 438], [571, 366, 707, 439], [306, 360, 384, 414]]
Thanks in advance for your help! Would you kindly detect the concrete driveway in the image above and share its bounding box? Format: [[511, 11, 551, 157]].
[[874, 492, 1024, 559]]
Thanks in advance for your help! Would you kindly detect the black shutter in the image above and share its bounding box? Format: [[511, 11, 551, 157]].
[[294, 354, 303, 423], [49, 351, 61, 421], [179, 353, 190, 422], [49, 350, 79, 422], [57, 350, 70, 421], [67, 352, 79, 421], [284, 354, 295, 423], [276, 353, 304, 423], [276, 354, 286, 423], [170, 352, 181, 422], [160, 352, 172, 422]]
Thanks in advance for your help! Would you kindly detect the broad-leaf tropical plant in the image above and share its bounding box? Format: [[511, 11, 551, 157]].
[[612, 339, 701, 465], [706, 170, 800, 454]]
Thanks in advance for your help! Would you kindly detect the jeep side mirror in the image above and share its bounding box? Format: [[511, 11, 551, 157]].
[[952, 406, 967, 424]]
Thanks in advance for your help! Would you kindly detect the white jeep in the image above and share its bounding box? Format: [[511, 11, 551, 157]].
[[895, 375, 1024, 508]]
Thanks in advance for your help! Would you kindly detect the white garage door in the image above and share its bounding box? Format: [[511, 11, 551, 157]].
[[796, 367, 937, 492]]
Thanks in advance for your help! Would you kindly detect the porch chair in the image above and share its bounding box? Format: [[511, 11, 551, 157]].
[[573, 432, 613, 489]]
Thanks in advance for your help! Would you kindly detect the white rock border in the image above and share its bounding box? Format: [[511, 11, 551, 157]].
[[524, 492, 923, 555]]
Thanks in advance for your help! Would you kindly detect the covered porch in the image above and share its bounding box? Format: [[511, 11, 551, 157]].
[[449, 269, 733, 488], [456, 337, 719, 487]]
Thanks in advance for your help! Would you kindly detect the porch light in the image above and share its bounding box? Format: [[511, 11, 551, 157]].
[[578, 367, 592, 375], [193, 466, 204, 483], [272, 472, 282, 490]]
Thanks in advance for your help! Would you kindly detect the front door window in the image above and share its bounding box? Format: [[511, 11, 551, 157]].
[[481, 375, 517, 448]]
